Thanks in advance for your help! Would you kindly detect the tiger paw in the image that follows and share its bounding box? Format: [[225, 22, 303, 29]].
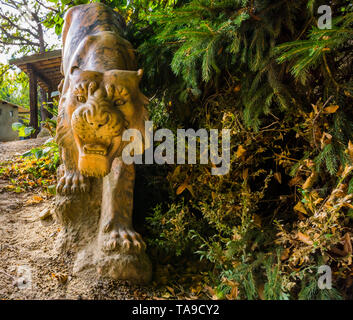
[[56, 170, 90, 194], [103, 226, 146, 252]]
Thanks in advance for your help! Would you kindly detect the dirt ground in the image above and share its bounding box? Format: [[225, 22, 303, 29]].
[[0, 138, 158, 300]]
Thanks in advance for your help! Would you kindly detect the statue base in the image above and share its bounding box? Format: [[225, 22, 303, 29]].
[[54, 172, 152, 285]]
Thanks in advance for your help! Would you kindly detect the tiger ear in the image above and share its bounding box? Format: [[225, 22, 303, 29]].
[[58, 79, 64, 94], [70, 66, 82, 76]]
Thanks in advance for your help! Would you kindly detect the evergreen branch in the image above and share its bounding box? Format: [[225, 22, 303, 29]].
[[323, 54, 353, 90]]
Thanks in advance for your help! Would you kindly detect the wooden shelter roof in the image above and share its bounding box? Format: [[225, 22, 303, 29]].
[[9, 49, 62, 92], [0, 99, 28, 113]]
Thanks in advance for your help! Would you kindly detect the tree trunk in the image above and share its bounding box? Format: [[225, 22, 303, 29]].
[[28, 65, 39, 137], [39, 87, 51, 123]]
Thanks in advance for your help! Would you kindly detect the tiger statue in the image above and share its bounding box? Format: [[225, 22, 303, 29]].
[[55, 3, 151, 284]]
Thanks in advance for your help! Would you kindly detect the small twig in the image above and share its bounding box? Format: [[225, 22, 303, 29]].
[[323, 55, 341, 90], [296, 17, 314, 40], [269, 112, 280, 121], [260, 121, 279, 130], [312, 95, 333, 150]]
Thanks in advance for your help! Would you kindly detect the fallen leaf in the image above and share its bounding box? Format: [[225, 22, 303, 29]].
[[343, 203, 353, 210], [242, 168, 248, 180], [166, 286, 175, 296], [324, 105, 339, 113], [204, 285, 216, 299], [39, 208, 51, 220], [176, 184, 187, 195], [236, 145, 246, 159], [51, 272, 68, 284], [280, 248, 290, 261], [297, 232, 313, 245], [226, 286, 239, 300], [233, 85, 241, 92], [347, 141, 353, 162], [288, 176, 302, 187], [343, 233, 352, 256], [294, 202, 307, 215], [26, 195, 44, 205], [274, 172, 282, 184], [302, 171, 318, 190]]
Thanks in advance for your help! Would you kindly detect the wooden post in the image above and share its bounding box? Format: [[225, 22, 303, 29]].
[[47, 88, 53, 119], [27, 64, 39, 137]]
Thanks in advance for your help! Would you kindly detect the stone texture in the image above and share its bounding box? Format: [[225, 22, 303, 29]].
[[54, 3, 151, 284]]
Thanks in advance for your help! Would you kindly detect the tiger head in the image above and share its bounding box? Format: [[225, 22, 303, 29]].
[[56, 67, 149, 177]]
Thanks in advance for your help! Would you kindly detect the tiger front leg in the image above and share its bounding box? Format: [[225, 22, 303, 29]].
[[100, 159, 146, 253]]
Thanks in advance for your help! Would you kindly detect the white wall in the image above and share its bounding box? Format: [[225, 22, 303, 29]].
[[0, 102, 19, 141]]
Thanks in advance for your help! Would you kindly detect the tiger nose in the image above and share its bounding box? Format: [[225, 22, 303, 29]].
[[84, 109, 110, 130]]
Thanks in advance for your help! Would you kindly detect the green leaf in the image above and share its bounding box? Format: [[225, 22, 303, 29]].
[[42, 147, 52, 155], [12, 122, 24, 131], [47, 185, 57, 195], [34, 150, 43, 159], [24, 126, 35, 136], [22, 151, 33, 157]]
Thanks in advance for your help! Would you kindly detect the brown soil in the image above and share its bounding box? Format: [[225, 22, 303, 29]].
[[0, 138, 157, 300]]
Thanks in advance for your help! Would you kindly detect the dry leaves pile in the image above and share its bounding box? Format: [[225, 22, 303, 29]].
[[0, 153, 57, 195]]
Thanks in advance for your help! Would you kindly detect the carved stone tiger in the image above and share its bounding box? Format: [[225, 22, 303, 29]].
[[55, 3, 151, 284]]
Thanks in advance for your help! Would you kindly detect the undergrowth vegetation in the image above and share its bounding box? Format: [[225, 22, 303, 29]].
[[134, 0, 353, 300], [124, 0, 353, 300]]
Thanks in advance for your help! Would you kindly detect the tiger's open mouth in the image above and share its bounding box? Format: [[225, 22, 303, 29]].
[[74, 135, 122, 178], [83, 144, 108, 156]]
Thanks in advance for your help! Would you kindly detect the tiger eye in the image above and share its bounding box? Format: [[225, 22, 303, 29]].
[[77, 96, 86, 103], [115, 99, 126, 106]]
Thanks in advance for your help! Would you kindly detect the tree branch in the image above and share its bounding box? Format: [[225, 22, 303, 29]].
[[0, 0, 19, 11], [0, 39, 38, 47], [0, 11, 38, 38], [0, 26, 40, 47], [0, 0, 51, 55], [36, 0, 59, 14]]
